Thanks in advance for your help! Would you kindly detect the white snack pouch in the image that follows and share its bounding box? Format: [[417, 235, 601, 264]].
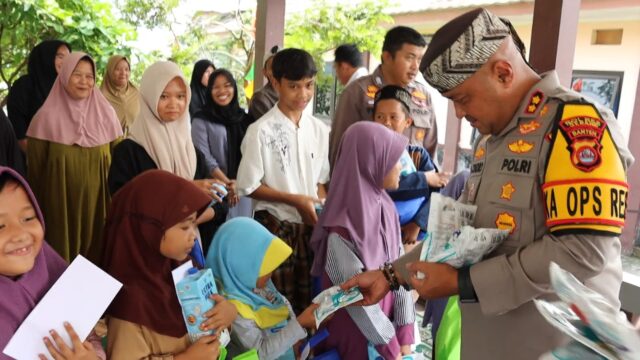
[[446, 226, 509, 267], [548, 262, 640, 360], [417, 193, 510, 278], [312, 286, 364, 328], [425, 193, 477, 254]]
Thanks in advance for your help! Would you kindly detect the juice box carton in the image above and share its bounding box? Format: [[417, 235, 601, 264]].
[[176, 267, 217, 342]]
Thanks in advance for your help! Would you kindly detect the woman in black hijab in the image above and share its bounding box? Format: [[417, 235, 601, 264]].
[[6, 39, 71, 150], [0, 109, 25, 176], [191, 69, 254, 221], [188, 59, 215, 118]]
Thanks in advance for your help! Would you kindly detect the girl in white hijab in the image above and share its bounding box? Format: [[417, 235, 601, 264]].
[[108, 61, 225, 234]]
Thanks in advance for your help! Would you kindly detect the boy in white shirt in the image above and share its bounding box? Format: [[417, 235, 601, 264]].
[[236, 48, 330, 314]]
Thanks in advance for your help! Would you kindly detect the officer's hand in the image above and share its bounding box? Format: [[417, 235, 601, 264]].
[[407, 262, 459, 299], [340, 270, 390, 306]]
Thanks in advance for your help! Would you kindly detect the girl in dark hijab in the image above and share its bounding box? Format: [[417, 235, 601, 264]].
[[7, 39, 71, 149], [101, 169, 237, 358], [192, 69, 254, 218], [188, 59, 215, 118]]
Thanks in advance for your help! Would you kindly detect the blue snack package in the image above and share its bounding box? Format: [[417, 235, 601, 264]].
[[210, 183, 228, 204], [176, 267, 217, 342]]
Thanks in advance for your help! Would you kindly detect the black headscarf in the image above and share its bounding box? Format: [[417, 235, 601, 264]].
[[0, 109, 26, 176], [6, 40, 71, 139], [193, 69, 253, 178], [188, 59, 215, 118]]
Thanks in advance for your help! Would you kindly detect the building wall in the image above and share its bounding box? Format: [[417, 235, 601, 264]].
[[514, 19, 639, 138], [392, 4, 640, 149]]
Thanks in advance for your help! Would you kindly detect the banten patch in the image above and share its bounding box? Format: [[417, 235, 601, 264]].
[[543, 102, 628, 235], [558, 113, 606, 172]]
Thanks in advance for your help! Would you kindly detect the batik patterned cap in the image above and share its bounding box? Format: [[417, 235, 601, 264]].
[[420, 8, 512, 93]]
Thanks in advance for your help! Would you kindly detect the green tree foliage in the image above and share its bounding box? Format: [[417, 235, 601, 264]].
[[284, 0, 394, 116], [284, 0, 393, 67], [116, 0, 179, 29], [0, 0, 136, 104], [172, 8, 256, 107]]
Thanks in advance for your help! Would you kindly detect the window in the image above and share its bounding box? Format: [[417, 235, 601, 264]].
[[592, 29, 623, 45]]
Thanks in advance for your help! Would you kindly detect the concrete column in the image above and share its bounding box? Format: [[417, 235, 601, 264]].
[[254, 0, 285, 89], [442, 101, 461, 174], [621, 69, 640, 253], [529, 0, 581, 87]]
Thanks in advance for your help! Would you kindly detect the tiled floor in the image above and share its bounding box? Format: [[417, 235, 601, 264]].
[[415, 302, 433, 359]]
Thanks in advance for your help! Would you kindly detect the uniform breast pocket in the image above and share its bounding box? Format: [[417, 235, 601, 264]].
[[487, 175, 536, 250]]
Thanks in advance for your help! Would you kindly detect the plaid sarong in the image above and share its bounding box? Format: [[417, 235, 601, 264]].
[[254, 210, 314, 315]]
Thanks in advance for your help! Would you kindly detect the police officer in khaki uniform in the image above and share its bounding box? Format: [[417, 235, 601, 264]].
[[341, 8, 634, 360], [329, 26, 438, 165]]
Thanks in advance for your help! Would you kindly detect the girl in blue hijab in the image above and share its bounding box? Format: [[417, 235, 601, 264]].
[[206, 217, 319, 360]]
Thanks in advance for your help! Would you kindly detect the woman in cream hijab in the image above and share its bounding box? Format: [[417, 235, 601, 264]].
[[100, 55, 140, 137], [108, 61, 226, 243]]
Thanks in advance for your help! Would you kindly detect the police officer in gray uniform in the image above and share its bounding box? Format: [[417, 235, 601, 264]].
[[341, 8, 634, 360], [329, 26, 438, 165]]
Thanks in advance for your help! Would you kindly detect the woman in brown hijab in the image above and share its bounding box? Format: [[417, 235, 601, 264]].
[[100, 55, 140, 137], [101, 169, 237, 358]]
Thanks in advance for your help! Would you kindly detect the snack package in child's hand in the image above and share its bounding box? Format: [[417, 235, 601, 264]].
[[312, 286, 364, 328], [210, 183, 228, 204], [176, 267, 218, 343]]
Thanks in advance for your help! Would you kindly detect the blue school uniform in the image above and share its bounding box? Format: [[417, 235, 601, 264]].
[[388, 145, 437, 239]]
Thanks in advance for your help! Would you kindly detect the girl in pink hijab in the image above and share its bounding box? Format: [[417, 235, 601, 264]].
[[26, 52, 122, 263]]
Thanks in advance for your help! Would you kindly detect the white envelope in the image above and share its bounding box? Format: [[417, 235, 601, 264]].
[[3, 255, 122, 359]]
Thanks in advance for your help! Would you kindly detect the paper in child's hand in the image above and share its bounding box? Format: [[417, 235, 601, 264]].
[[312, 286, 363, 328]]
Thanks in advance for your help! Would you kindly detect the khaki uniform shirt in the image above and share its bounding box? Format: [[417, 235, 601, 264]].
[[397, 71, 634, 360], [329, 66, 438, 165], [249, 83, 279, 121]]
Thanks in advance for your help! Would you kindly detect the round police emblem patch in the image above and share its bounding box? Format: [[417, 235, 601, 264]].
[[577, 146, 598, 167]]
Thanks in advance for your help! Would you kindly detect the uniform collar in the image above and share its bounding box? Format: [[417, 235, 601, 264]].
[[496, 71, 560, 137], [347, 67, 368, 85], [372, 65, 421, 91]]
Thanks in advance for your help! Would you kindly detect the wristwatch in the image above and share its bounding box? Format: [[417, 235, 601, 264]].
[[458, 266, 479, 303]]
